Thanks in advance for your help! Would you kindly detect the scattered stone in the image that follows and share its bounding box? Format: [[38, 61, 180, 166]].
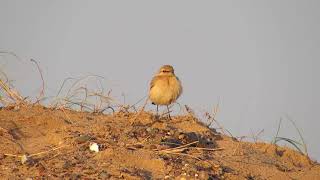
[[184, 132, 199, 143], [13, 106, 20, 111], [199, 171, 209, 179], [89, 142, 99, 152], [178, 134, 185, 140], [75, 135, 92, 144], [99, 171, 110, 179], [63, 161, 73, 169], [146, 127, 152, 132], [21, 154, 29, 164], [20, 154, 35, 166]]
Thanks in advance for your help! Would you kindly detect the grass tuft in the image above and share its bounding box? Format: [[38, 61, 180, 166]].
[[272, 116, 308, 156]]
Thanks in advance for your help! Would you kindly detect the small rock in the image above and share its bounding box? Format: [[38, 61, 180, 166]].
[[21, 154, 29, 164], [199, 171, 209, 179], [63, 161, 73, 169], [20, 154, 35, 166], [75, 135, 92, 144], [178, 134, 185, 140], [151, 128, 159, 134], [99, 171, 110, 179], [146, 127, 152, 132], [185, 132, 199, 143], [89, 142, 99, 152], [13, 106, 20, 111], [169, 130, 175, 135]]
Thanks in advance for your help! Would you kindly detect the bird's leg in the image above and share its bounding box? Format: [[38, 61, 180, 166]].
[[155, 105, 159, 120], [167, 105, 171, 120], [156, 105, 159, 116]]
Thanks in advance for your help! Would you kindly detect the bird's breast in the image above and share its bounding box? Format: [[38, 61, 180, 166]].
[[149, 76, 182, 105]]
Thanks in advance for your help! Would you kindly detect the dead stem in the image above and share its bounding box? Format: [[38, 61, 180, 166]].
[[4, 145, 69, 158], [30, 59, 45, 103]]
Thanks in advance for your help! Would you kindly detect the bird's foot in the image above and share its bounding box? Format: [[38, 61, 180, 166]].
[[153, 114, 160, 121]]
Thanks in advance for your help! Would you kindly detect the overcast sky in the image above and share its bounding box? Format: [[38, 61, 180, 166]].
[[1, 1, 319, 160]]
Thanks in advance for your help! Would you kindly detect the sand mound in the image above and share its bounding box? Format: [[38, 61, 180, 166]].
[[0, 105, 319, 179]]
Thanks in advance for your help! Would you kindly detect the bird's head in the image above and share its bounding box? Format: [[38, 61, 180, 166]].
[[158, 65, 175, 75]]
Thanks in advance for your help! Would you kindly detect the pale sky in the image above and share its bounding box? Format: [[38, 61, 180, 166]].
[[1, 1, 319, 160]]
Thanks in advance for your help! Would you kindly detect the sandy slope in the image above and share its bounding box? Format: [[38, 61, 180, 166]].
[[0, 105, 319, 179]]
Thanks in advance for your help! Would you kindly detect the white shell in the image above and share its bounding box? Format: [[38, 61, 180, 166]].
[[89, 142, 99, 153]]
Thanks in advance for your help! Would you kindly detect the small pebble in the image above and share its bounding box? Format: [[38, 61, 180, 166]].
[[75, 135, 92, 144], [199, 171, 209, 179], [99, 171, 110, 179], [178, 134, 185, 139], [89, 143, 99, 152], [21, 155, 29, 164]]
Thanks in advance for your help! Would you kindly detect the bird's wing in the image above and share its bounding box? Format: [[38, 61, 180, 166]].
[[176, 76, 183, 98], [150, 76, 159, 90], [150, 75, 170, 90]]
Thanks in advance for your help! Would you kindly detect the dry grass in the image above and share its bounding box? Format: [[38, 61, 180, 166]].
[[272, 116, 309, 156], [0, 78, 24, 106], [30, 59, 45, 103], [50, 75, 119, 113]]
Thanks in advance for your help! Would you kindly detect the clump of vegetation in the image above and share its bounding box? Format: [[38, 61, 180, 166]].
[[0, 73, 24, 107]]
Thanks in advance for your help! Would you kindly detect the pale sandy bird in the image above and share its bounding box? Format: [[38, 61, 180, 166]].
[[149, 65, 182, 119]]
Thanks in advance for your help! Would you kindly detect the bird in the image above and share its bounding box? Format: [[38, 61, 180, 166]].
[[149, 65, 182, 119]]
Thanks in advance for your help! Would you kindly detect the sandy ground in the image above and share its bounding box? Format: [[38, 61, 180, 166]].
[[0, 105, 319, 179]]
